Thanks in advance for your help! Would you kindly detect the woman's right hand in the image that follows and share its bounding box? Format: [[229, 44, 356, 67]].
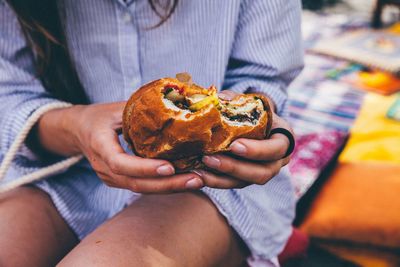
[[36, 102, 203, 193]]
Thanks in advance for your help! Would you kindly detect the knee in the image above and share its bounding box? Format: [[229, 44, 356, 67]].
[[0, 186, 49, 206], [58, 243, 179, 267]]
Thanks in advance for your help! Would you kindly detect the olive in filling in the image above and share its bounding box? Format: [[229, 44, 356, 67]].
[[221, 109, 261, 124], [219, 96, 264, 125]]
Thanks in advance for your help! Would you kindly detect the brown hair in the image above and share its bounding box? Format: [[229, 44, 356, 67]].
[[6, 0, 178, 104]]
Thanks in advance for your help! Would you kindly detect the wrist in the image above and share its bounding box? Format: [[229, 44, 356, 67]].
[[36, 105, 85, 156], [61, 105, 87, 154]]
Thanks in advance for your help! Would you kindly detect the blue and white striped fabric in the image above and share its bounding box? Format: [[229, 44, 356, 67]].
[[0, 0, 303, 263]]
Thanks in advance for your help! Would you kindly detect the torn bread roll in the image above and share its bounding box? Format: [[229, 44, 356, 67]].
[[122, 75, 273, 172]]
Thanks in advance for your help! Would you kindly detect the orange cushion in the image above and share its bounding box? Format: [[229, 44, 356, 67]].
[[300, 162, 400, 248]]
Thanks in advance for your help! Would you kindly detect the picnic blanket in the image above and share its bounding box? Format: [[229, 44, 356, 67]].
[[287, 54, 365, 198]]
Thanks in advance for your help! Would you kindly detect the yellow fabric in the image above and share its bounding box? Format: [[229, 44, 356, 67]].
[[388, 22, 400, 34], [339, 93, 400, 163]]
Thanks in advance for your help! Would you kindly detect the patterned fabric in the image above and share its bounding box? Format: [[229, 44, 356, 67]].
[[288, 130, 347, 197], [287, 53, 366, 197], [0, 0, 303, 263]]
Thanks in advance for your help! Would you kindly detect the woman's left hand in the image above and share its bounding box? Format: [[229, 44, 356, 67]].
[[193, 93, 294, 189]]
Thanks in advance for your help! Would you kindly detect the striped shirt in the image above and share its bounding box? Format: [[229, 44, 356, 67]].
[[0, 0, 303, 264]]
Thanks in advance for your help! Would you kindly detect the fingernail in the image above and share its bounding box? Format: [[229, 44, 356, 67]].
[[191, 169, 204, 177], [218, 92, 233, 100], [156, 165, 175, 176], [185, 178, 203, 189], [202, 156, 221, 168], [230, 142, 247, 155]]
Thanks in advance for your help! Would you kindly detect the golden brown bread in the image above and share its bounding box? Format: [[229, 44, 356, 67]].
[[122, 77, 273, 172]]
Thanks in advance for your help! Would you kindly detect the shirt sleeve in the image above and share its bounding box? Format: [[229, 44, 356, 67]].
[[223, 0, 304, 117], [0, 1, 67, 163]]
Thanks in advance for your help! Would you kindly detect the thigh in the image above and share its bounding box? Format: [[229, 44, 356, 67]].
[[59, 192, 248, 267], [0, 186, 78, 267]]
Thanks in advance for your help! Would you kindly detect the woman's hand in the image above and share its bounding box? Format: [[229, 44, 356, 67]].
[[36, 102, 203, 193], [193, 91, 294, 189]]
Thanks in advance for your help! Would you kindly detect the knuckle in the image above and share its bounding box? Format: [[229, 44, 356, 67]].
[[90, 162, 101, 173], [222, 160, 235, 174], [136, 163, 148, 177], [107, 157, 121, 174], [201, 172, 218, 188], [256, 170, 272, 185], [273, 163, 283, 176], [165, 181, 178, 192], [280, 138, 290, 153], [247, 141, 267, 160], [100, 176, 117, 188], [128, 180, 141, 193], [204, 177, 218, 188], [90, 159, 103, 173]]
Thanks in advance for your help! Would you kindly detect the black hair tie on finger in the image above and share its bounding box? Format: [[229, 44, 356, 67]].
[[269, 128, 295, 158]]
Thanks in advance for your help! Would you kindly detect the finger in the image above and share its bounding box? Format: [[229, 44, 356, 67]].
[[110, 101, 126, 119], [113, 173, 204, 193], [282, 157, 291, 167], [271, 112, 293, 132], [192, 170, 248, 189], [89, 128, 175, 177], [106, 154, 176, 177], [96, 173, 121, 188], [202, 154, 286, 185], [218, 90, 238, 101], [229, 134, 289, 161]]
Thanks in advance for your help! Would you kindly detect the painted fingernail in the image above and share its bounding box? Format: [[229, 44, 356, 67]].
[[230, 142, 247, 155], [156, 165, 175, 176], [185, 178, 204, 189], [202, 156, 221, 168]]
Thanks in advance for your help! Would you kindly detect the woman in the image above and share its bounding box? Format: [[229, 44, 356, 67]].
[[0, 0, 303, 266]]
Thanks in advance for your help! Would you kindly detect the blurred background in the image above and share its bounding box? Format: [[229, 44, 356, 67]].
[[281, 0, 400, 266]]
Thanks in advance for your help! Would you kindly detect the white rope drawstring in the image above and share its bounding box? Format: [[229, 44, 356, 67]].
[[0, 102, 83, 194]]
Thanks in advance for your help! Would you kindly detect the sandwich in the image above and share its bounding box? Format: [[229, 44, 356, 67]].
[[122, 74, 273, 172]]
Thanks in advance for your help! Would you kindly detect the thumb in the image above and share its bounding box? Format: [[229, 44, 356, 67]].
[[218, 90, 238, 101]]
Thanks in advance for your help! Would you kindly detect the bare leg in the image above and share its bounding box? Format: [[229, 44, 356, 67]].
[[0, 187, 78, 267], [59, 192, 248, 267]]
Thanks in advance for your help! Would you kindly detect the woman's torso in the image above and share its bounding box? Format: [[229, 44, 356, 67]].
[[60, 0, 242, 102]]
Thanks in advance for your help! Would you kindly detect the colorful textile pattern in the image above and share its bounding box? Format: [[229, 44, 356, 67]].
[[310, 23, 400, 75], [288, 54, 365, 198], [288, 131, 347, 197], [287, 54, 365, 198], [285, 13, 371, 198], [288, 55, 365, 135], [387, 94, 400, 121]]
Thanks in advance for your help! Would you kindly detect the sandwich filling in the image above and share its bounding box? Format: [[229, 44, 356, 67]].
[[163, 85, 218, 112], [162, 85, 264, 125], [219, 96, 264, 126]]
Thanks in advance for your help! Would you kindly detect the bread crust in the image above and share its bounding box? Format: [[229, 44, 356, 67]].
[[123, 77, 273, 172]]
